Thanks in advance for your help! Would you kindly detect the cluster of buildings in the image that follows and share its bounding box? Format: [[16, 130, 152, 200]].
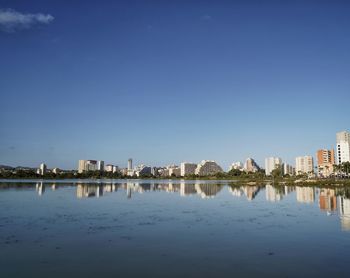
[[32, 130, 349, 178], [260, 130, 350, 178]]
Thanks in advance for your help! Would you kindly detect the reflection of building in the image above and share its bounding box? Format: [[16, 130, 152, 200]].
[[265, 157, 282, 176], [76, 184, 103, 198], [244, 158, 260, 173], [242, 186, 260, 201], [180, 162, 197, 176], [265, 184, 283, 202], [228, 186, 244, 197], [36, 182, 45, 196], [78, 160, 104, 173], [296, 186, 315, 203], [195, 183, 222, 198], [195, 160, 223, 176], [336, 131, 350, 165], [180, 182, 197, 196], [295, 156, 314, 175], [339, 196, 350, 231], [319, 189, 337, 211], [317, 149, 335, 177]]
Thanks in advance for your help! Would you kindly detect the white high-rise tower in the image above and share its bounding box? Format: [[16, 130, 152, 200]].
[[336, 131, 350, 165]]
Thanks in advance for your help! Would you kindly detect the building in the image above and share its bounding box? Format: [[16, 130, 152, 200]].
[[336, 131, 350, 165], [317, 149, 335, 177], [52, 167, 61, 174], [265, 157, 282, 176], [195, 160, 223, 176], [229, 162, 243, 171], [127, 158, 133, 176], [168, 166, 181, 177], [38, 163, 46, 176], [244, 158, 260, 173], [295, 156, 314, 175], [78, 160, 104, 173], [180, 162, 197, 176], [134, 164, 152, 177], [283, 163, 295, 176], [105, 164, 114, 172]]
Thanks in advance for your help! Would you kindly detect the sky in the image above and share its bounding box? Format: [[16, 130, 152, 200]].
[[0, 0, 349, 170]]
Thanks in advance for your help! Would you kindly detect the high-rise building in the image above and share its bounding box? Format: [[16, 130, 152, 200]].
[[244, 158, 260, 173], [282, 163, 295, 176], [180, 162, 197, 176], [105, 164, 114, 172], [336, 131, 350, 165], [264, 157, 282, 176], [295, 156, 314, 175], [78, 160, 104, 173], [195, 160, 223, 176], [317, 149, 335, 177], [38, 163, 46, 176], [128, 158, 133, 170]]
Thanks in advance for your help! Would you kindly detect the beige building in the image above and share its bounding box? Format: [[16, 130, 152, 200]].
[[295, 156, 314, 175]]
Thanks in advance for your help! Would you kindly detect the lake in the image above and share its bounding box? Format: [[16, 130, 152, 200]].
[[1, 179, 350, 277]]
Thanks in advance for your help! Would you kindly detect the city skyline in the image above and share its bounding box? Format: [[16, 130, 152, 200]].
[[1, 1, 350, 169]]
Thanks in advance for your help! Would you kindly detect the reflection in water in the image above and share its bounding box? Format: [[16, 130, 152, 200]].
[[319, 189, 337, 211], [339, 197, 350, 231], [296, 186, 315, 204], [4, 181, 350, 232], [35, 182, 45, 196]]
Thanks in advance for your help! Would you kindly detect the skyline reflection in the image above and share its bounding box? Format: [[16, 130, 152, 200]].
[[2, 180, 350, 232]]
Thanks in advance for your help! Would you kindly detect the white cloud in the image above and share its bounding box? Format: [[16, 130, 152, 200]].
[[0, 8, 54, 32]]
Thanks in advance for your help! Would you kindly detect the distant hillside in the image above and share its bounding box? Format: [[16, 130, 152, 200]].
[[0, 165, 14, 170]]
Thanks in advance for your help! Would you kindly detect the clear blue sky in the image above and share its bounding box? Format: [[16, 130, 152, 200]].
[[0, 0, 349, 170]]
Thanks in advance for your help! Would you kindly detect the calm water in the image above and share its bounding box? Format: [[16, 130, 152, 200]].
[[1, 179, 350, 277]]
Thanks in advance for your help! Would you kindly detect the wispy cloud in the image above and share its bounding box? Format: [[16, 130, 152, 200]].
[[0, 8, 54, 32], [201, 15, 212, 21]]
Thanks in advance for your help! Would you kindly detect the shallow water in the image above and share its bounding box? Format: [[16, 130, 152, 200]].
[[1, 179, 350, 277]]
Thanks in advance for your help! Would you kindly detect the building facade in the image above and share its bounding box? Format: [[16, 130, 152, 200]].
[[317, 149, 335, 177], [180, 162, 197, 176], [78, 160, 104, 173], [295, 156, 314, 175], [244, 158, 260, 173], [336, 131, 350, 165], [195, 160, 223, 176], [265, 157, 282, 176]]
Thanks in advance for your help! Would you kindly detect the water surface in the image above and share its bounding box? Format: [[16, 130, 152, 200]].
[[1, 180, 350, 277]]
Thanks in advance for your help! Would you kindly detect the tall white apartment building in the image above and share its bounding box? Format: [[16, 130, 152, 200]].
[[336, 131, 350, 165], [265, 157, 282, 176], [78, 160, 104, 173], [295, 156, 314, 175], [180, 162, 197, 176]]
